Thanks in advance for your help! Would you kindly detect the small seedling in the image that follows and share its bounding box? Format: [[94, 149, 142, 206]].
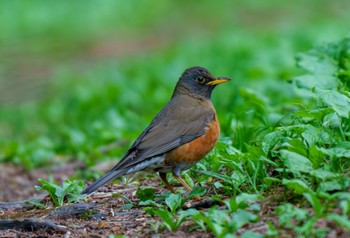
[[35, 178, 87, 207]]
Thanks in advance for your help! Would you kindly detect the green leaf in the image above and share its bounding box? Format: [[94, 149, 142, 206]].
[[152, 209, 176, 231], [182, 172, 194, 188], [309, 145, 325, 169], [309, 168, 339, 180], [188, 187, 206, 199], [294, 108, 333, 122], [263, 177, 281, 186], [285, 138, 308, 157], [320, 142, 350, 158], [301, 124, 334, 147], [224, 198, 238, 212], [282, 179, 310, 194], [193, 211, 225, 236], [262, 131, 284, 154], [35, 179, 86, 207], [327, 213, 350, 231], [318, 181, 344, 193], [232, 209, 259, 230], [241, 230, 263, 238], [294, 48, 338, 91], [235, 193, 261, 206], [303, 192, 323, 217], [177, 209, 199, 226], [136, 187, 156, 202], [165, 193, 182, 213], [276, 203, 308, 226], [139, 200, 163, 208], [36, 179, 61, 206], [25, 200, 47, 209], [280, 150, 312, 173], [201, 170, 234, 185], [315, 88, 350, 118], [340, 200, 349, 216], [296, 50, 337, 75]]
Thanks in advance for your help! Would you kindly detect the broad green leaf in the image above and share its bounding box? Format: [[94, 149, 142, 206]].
[[296, 50, 337, 75], [301, 124, 334, 146], [282, 179, 310, 194], [262, 131, 284, 154], [340, 200, 349, 215], [284, 138, 308, 157], [309, 145, 324, 169], [193, 211, 224, 236], [303, 192, 323, 217], [188, 187, 206, 199], [241, 231, 263, 238], [294, 48, 338, 91], [323, 112, 342, 128], [327, 213, 350, 231], [224, 198, 238, 212], [177, 209, 199, 226], [136, 187, 156, 202], [320, 142, 350, 158], [152, 209, 176, 231], [309, 168, 339, 180], [315, 88, 350, 118], [294, 108, 333, 122], [235, 193, 261, 206], [263, 177, 281, 186], [318, 181, 344, 193], [232, 209, 259, 230], [280, 150, 312, 173], [293, 74, 337, 91], [276, 203, 308, 225], [165, 193, 182, 213]]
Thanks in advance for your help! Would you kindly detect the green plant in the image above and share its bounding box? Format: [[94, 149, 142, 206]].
[[140, 187, 205, 231], [35, 178, 87, 207]]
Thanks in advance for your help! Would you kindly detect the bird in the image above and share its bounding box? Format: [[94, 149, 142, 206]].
[[82, 66, 230, 195]]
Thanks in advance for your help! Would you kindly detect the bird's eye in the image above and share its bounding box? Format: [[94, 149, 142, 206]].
[[196, 76, 206, 84]]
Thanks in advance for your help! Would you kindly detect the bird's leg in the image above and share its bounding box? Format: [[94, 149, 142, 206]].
[[173, 173, 193, 192], [159, 172, 175, 193]]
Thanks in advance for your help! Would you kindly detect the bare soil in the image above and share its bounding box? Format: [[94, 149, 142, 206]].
[[1, 164, 349, 238], [0, 164, 217, 237]]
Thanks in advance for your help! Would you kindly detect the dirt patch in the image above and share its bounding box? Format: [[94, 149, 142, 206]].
[[0, 165, 349, 237], [0, 166, 216, 237]]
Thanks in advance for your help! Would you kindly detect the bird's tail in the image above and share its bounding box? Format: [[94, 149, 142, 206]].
[[81, 170, 125, 195]]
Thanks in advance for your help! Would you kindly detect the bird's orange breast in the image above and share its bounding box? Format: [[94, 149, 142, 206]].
[[164, 113, 220, 164]]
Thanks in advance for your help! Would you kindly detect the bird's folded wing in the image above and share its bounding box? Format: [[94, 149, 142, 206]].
[[111, 96, 215, 171]]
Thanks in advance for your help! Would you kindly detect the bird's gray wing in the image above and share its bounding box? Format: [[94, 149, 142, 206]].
[[112, 95, 215, 171]]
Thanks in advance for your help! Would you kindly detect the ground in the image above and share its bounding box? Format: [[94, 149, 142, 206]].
[[0, 164, 348, 238]]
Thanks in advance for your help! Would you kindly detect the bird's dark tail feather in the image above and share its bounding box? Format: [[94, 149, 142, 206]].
[[81, 170, 125, 195]]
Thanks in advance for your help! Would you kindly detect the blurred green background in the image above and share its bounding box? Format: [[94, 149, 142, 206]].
[[1, 0, 350, 170]]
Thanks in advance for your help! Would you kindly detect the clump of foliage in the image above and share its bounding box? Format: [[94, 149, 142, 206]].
[[35, 179, 86, 207]]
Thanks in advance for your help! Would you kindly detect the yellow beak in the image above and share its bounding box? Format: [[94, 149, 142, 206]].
[[207, 77, 231, 86]]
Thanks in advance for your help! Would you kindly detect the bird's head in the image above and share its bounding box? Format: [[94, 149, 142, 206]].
[[173, 66, 231, 99]]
